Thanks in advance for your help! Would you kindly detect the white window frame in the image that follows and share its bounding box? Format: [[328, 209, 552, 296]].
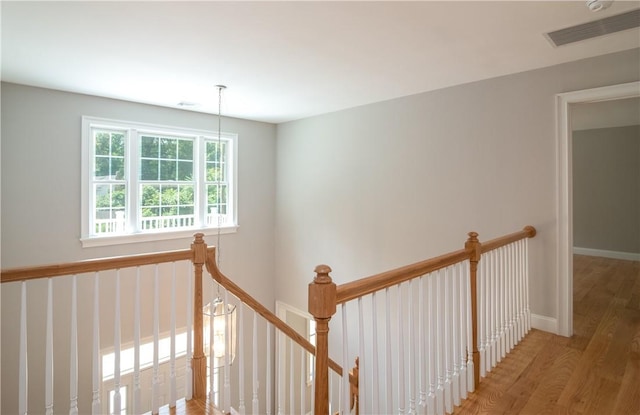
[[81, 116, 238, 247]]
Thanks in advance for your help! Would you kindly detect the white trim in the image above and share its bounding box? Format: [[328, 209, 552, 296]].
[[573, 247, 640, 261], [530, 314, 558, 334], [555, 81, 640, 338]]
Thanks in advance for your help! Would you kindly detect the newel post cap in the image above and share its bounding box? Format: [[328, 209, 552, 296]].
[[309, 264, 337, 319], [465, 231, 481, 261]]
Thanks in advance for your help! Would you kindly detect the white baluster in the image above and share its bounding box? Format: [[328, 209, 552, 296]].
[[372, 291, 380, 414], [300, 345, 305, 415], [92, 274, 101, 414], [519, 239, 526, 338], [224, 290, 231, 414], [19, 281, 28, 415], [478, 254, 487, 378], [465, 262, 474, 393], [70, 275, 79, 415], [133, 268, 141, 414], [45, 279, 54, 415], [516, 240, 524, 341], [239, 303, 246, 414], [289, 338, 294, 415], [490, 250, 498, 371], [436, 270, 444, 415], [509, 243, 516, 350], [170, 263, 177, 407], [185, 262, 193, 401], [385, 288, 393, 415], [500, 247, 507, 360], [427, 274, 436, 415], [525, 238, 531, 331], [252, 312, 259, 414], [444, 268, 453, 415], [310, 353, 315, 414], [506, 245, 513, 352], [451, 265, 461, 407], [358, 296, 366, 414], [152, 266, 160, 414], [209, 286, 215, 402], [458, 263, 468, 399], [113, 272, 121, 415], [418, 277, 426, 409], [398, 284, 405, 415], [408, 280, 416, 415], [341, 303, 350, 415], [267, 322, 272, 415]]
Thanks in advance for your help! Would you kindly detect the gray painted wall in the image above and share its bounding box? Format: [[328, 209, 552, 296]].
[[275, 48, 640, 322], [573, 125, 640, 254]]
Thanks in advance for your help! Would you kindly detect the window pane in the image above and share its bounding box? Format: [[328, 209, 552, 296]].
[[178, 140, 193, 159], [112, 185, 126, 207], [141, 185, 160, 208], [161, 185, 178, 205], [160, 138, 177, 159], [177, 161, 193, 181], [179, 206, 194, 215], [160, 160, 176, 180], [140, 159, 159, 180], [111, 158, 125, 180], [141, 136, 159, 158], [179, 185, 194, 205], [111, 133, 125, 157], [95, 157, 110, 179], [95, 132, 110, 156], [206, 141, 226, 162]]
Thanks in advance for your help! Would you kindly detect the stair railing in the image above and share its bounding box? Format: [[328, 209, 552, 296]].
[[203, 245, 357, 414], [1, 233, 358, 415], [308, 225, 536, 415], [1, 243, 214, 414]]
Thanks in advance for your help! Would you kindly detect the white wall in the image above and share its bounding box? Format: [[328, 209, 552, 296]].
[[1, 83, 277, 413], [274, 48, 640, 325]]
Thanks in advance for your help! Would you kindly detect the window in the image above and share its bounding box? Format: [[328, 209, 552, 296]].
[[82, 117, 237, 246]]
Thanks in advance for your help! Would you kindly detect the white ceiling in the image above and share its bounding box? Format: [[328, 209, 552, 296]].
[[2, 1, 639, 123]]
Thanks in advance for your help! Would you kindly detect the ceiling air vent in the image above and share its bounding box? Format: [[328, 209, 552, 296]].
[[546, 8, 640, 47]]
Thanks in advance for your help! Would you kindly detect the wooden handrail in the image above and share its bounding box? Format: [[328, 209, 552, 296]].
[[310, 225, 537, 413], [336, 249, 470, 304], [0, 247, 215, 283], [481, 225, 537, 254], [204, 252, 347, 378]]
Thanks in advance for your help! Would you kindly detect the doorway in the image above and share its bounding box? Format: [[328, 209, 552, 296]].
[[555, 81, 640, 337]]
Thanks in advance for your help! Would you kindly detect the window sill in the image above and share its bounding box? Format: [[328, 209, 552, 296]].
[[80, 225, 239, 248]]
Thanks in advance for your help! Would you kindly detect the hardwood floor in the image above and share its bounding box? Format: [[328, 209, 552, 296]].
[[146, 398, 224, 415], [456, 255, 640, 414]]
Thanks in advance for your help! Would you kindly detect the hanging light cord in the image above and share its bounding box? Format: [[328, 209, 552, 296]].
[[215, 85, 226, 273]]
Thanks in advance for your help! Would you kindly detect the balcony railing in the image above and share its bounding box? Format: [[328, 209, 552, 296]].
[[94, 213, 228, 235]]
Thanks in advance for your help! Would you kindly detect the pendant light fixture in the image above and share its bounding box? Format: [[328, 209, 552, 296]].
[[204, 84, 236, 370]]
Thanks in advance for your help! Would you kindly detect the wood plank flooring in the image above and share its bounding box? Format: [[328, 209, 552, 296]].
[[456, 254, 640, 414], [145, 397, 224, 415]]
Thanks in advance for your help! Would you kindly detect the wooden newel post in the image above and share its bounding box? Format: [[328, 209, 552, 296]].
[[191, 233, 208, 399], [465, 231, 481, 388], [309, 264, 337, 415]]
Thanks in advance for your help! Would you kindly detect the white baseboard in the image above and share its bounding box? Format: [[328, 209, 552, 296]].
[[531, 313, 558, 334], [573, 247, 640, 261]]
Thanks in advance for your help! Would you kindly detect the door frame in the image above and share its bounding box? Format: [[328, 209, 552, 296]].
[[555, 81, 639, 337]]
